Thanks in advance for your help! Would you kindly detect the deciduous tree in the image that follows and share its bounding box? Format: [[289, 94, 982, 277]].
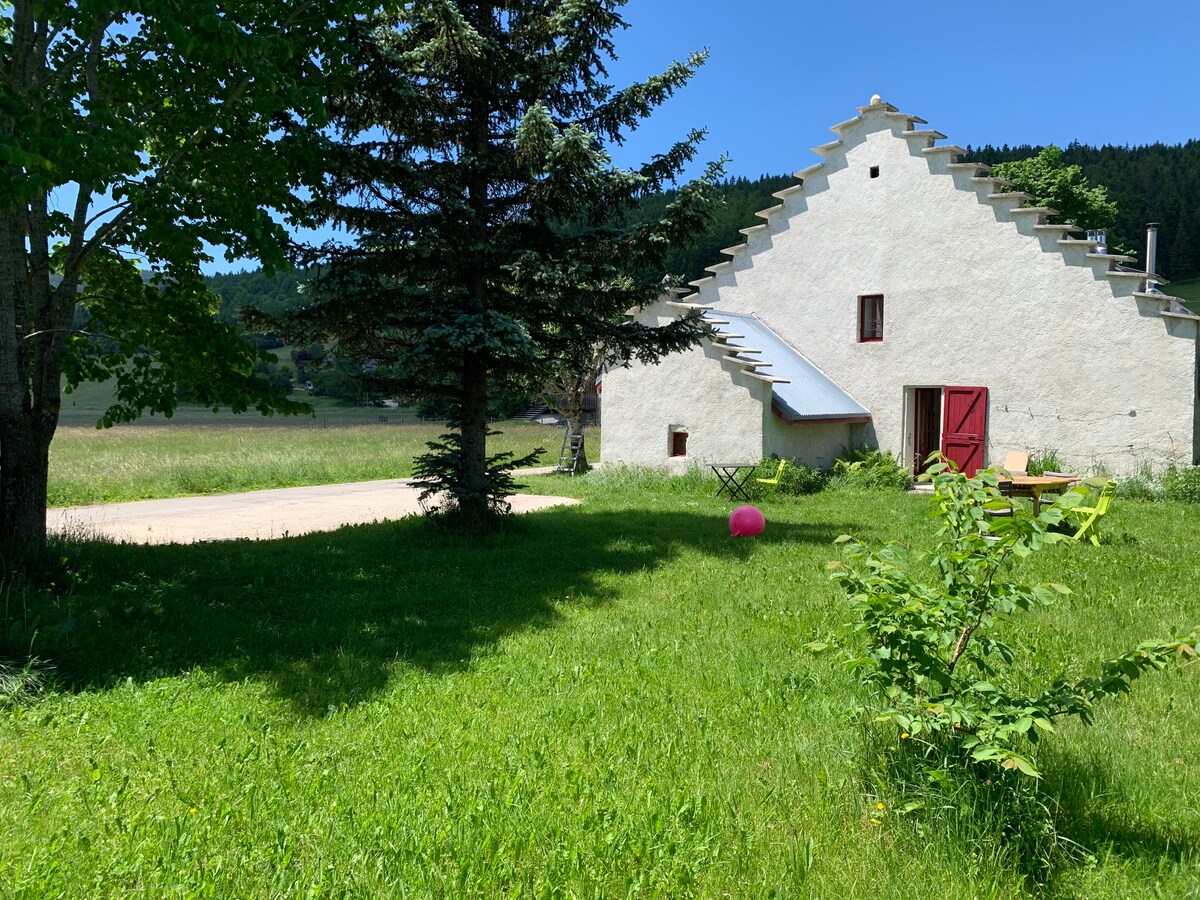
[[1, 0, 354, 549], [990, 145, 1118, 234]]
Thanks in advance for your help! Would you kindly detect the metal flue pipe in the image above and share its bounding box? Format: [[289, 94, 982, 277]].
[[1146, 223, 1160, 294]]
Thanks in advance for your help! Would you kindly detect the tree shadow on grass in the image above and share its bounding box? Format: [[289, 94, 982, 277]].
[[1036, 748, 1200, 892], [24, 507, 854, 715]]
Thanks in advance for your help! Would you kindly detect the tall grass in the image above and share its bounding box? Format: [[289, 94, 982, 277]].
[[49, 423, 566, 506], [2, 469, 1198, 896]]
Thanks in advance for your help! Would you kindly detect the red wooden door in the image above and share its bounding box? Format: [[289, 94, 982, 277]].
[[940, 386, 988, 476]]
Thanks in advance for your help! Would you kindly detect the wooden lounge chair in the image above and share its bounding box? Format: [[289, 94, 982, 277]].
[[756, 458, 788, 487], [1060, 477, 1116, 546], [1001, 451, 1028, 476]]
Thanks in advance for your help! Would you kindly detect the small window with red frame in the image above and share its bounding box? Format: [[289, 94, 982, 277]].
[[858, 294, 883, 342]]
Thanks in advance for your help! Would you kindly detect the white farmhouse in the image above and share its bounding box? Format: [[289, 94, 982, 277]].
[[601, 97, 1200, 477]]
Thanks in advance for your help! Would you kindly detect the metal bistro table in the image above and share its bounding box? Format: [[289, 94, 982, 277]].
[[711, 462, 758, 502]]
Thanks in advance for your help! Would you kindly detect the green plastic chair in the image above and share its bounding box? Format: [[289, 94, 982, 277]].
[[756, 458, 788, 487], [1062, 477, 1116, 546]]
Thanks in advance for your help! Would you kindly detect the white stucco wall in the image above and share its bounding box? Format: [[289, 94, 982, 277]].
[[601, 322, 770, 470], [762, 417, 852, 469], [607, 102, 1198, 476]]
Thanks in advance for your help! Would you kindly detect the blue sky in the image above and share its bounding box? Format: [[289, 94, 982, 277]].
[[604, 0, 1200, 180], [208, 0, 1199, 272]]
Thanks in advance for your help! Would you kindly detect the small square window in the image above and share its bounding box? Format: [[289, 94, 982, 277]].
[[670, 431, 688, 457], [869, 165, 880, 179], [858, 295, 883, 342]]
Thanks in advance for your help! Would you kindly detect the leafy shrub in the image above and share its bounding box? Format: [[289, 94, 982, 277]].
[[780, 461, 828, 495], [1117, 465, 1164, 501], [1025, 448, 1065, 476], [1163, 466, 1200, 504], [829, 447, 911, 491], [752, 456, 827, 498], [412, 428, 544, 528], [822, 459, 1199, 779]]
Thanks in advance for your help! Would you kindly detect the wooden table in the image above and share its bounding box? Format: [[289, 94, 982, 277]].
[[711, 463, 758, 501], [999, 475, 1078, 515]]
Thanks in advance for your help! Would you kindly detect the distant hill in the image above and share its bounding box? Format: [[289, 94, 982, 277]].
[[206, 268, 308, 325]]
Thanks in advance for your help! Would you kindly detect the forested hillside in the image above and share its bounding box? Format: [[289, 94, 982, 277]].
[[207, 268, 307, 324], [207, 143, 1199, 307], [965, 141, 1200, 281], [632, 175, 798, 282]]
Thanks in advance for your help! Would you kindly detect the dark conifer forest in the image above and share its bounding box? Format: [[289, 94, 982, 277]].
[[965, 142, 1200, 281]]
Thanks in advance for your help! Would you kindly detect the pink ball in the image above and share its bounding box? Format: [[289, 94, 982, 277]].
[[729, 505, 766, 537]]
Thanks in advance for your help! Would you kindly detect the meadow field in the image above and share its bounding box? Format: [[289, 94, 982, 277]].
[[49, 421, 566, 506], [3, 447, 1200, 896]]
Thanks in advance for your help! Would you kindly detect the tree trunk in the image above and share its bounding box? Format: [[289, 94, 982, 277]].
[[564, 396, 590, 472], [457, 352, 491, 519], [0, 413, 54, 552]]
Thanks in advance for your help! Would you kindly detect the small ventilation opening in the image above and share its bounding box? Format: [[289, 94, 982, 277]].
[[869, 165, 880, 179], [670, 430, 688, 458]]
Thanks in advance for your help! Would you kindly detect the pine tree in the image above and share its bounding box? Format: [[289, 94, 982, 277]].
[[277, 1, 721, 526]]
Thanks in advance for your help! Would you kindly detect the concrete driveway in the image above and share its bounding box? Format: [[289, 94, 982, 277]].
[[48, 475, 581, 545]]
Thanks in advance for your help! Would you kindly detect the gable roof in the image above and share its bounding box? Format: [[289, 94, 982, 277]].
[[703, 310, 870, 423], [677, 96, 1200, 327]]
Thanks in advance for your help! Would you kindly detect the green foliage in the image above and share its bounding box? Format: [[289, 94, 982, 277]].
[[829, 447, 912, 491], [1, 0, 361, 544], [1116, 464, 1164, 501], [1162, 465, 1200, 503], [266, 2, 722, 526], [412, 429, 545, 528], [308, 355, 368, 403], [207, 268, 309, 324], [990, 146, 1118, 232], [751, 455, 827, 498], [61, 255, 307, 427], [826, 460, 1199, 779], [969, 140, 1200, 281], [1024, 448, 1066, 477], [628, 175, 799, 281]]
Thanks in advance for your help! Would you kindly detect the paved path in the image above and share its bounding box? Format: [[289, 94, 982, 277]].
[[48, 471, 580, 545]]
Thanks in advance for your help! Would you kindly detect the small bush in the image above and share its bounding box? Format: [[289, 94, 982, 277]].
[[824, 459, 1200, 780], [780, 461, 828, 495], [829, 447, 911, 491], [753, 456, 828, 498], [1025, 448, 1065, 476], [1117, 465, 1164, 501], [1163, 466, 1200, 503]]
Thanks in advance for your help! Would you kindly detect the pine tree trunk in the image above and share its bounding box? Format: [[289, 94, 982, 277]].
[[458, 352, 490, 519]]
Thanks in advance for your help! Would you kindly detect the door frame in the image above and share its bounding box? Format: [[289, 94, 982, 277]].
[[904, 385, 944, 475]]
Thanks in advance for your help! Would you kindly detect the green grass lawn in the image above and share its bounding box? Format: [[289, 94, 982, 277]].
[[49, 422, 568, 506], [3, 467, 1199, 897]]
